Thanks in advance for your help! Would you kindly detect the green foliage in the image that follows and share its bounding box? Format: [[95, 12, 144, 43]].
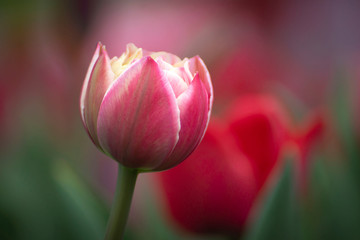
[[244, 159, 302, 240], [0, 135, 107, 240]]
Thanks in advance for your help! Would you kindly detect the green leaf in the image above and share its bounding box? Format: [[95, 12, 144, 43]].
[[52, 159, 108, 240], [244, 157, 302, 240], [308, 158, 360, 240], [0, 134, 107, 240], [330, 70, 360, 184]]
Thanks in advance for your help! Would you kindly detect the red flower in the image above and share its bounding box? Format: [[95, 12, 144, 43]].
[[157, 95, 290, 236], [225, 95, 290, 189], [158, 120, 257, 235], [157, 94, 323, 236]]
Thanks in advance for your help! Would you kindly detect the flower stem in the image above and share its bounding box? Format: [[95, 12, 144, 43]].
[[105, 165, 138, 240]]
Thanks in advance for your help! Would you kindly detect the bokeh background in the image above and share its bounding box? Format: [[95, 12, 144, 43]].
[[1, 0, 360, 239]]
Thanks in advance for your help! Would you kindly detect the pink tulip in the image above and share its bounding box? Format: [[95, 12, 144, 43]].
[[80, 43, 213, 171]]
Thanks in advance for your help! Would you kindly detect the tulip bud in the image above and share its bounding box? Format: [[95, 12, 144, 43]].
[[80, 43, 213, 171]]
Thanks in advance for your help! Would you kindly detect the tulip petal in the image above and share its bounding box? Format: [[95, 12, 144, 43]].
[[155, 73, 209, 171], [111, 43, 143, 77], [174, 64, 193, 85], [188, 56, 213, 109], [156, 59, 188, 97], [164, 70, 188, 97], [147, 51, 181, 65], [81, 44, 115, 147], [97, 56, 180, 170], [80, 42, 101, 123]]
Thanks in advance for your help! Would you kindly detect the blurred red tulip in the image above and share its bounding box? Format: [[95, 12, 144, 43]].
[[157, 94, 324, 237], [225, 95, 291, 189], [158, 120, 258, 236], [157, 95, 291, 236]]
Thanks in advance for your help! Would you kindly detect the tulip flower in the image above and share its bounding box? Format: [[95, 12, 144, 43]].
[[158, 120, 258, 236], [80, 43, 212, 239], [225, 95, 290, 189], [157, 95, 294, 237], [157, 94, 324, 238]]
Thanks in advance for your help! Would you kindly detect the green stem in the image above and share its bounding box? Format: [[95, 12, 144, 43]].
[[105, 165, 138, 240]]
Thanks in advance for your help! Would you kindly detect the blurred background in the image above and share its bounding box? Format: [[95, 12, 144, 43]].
[[1, 0, 360, 239]]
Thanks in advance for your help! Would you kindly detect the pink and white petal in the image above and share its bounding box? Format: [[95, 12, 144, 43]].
[[125, 43, 139, 56], [82, 45, 115, 147], [155, 58, 174, 71], [97, 56, 180, 170], [163, 70, 188, 98], [148, 51, 182, 65], [80, 42, 101, 123], [155, 73, 209, 171], [188, 56, 213, 105], [156, 59, 188, 97], [173, 58, 189, 68], [183, 61, 194, 82], [174, 66, 193, 85], [123, 43, 143, 65]]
